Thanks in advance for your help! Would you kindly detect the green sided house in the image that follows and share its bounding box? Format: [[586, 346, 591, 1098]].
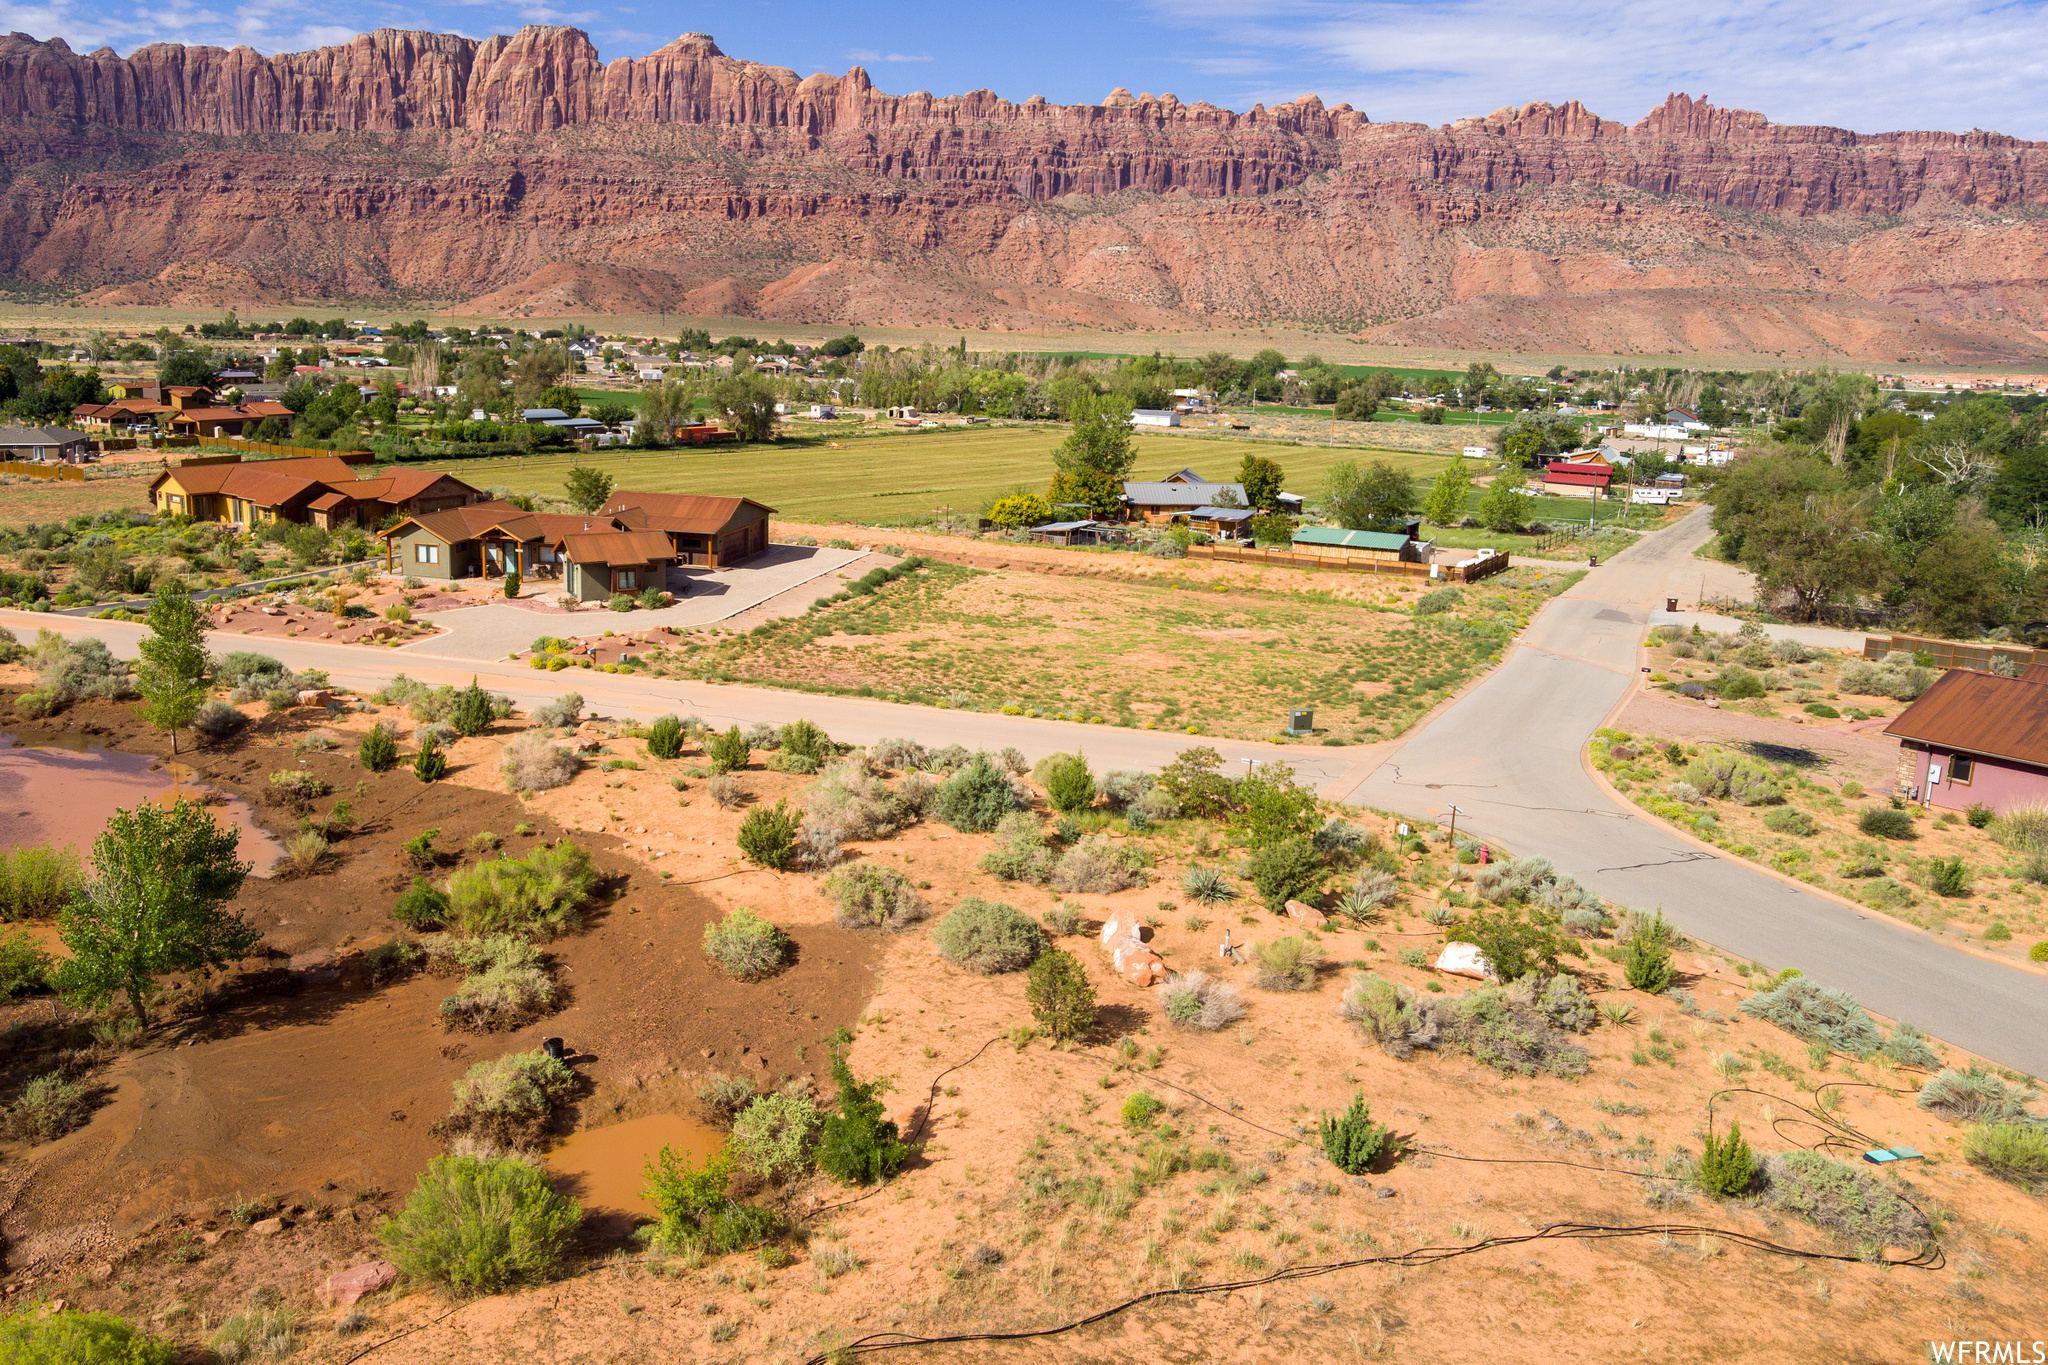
[[553, 529, 678, 601], [379, 501, 678, 597], [593, 492, 775, 567]]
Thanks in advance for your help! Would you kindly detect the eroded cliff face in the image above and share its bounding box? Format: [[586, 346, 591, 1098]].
[[4, 26, 2048, 360]]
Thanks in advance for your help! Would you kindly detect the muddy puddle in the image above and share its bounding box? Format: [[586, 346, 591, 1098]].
[[547, 1113, 725, 1217], [0, 734, 285, 876]]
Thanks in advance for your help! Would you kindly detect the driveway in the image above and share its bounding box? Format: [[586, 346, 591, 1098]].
[[410, 545, 873, 659], [1338, 507, 2048, 1076]]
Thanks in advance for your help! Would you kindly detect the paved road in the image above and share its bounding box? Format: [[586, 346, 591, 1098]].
[[1340, 508, 2048, 1076]]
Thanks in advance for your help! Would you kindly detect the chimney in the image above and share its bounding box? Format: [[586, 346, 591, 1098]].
[[582, 519, 590, 530]]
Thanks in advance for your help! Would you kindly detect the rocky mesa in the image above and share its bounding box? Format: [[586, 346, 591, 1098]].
[[4, 25, 2048, 360]]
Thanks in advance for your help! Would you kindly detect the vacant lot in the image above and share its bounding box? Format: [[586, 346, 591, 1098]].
[[642, 562, 1574, 741], [405, 427, 1457, 526], [0, 471, 154, 528]]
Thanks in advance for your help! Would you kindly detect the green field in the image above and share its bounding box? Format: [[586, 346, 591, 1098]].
[[405, 427, 1457, 526]]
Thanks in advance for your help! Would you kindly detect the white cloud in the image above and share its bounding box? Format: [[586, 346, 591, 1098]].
[[1142, 0, 2048, 137], [846, 46, 932, 63]]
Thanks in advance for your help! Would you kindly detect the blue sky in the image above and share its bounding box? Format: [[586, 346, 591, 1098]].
[[7, 0, 2048, 138]]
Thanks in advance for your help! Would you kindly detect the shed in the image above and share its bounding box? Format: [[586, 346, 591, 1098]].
[[1290, 526, 1427, 563], [1027, 520, 1111, 546], [1130, 409, 1181, 428], [1187, 506, 1257, 538]]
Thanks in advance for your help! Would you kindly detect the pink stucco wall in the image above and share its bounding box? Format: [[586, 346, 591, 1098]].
[[1908, 746, 2048, 813]]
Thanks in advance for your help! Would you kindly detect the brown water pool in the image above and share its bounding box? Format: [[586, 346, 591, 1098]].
[[546, 1113, 725, 1218], [0, 734, 285, 876]]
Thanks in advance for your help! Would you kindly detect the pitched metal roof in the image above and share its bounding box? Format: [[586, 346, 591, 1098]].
[[1122, 481, 1246, 504], [557, 529, 678, 566], [1544, 466, 1612, 485], [1292, 526, 1410, 550], [0, 425, 88, 444], [1884, 671, 2048, 769], [595, 491, 777, 535], [1190, 506, 1256, 521]]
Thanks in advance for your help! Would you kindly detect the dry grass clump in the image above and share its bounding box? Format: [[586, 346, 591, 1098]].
[[1160, 971, 1246, 1031], [1250, 935, 1320, 991], [708, 773, 747, 810], [1049, 834, 1149, 894], [500, 731, 580, 792], [278, 829, 330, 877]]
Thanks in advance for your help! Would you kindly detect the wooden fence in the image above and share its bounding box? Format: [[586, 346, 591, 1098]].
[[224, 440, 375, 461], [1862, 633, 2034, 673], [1189, 544, 1512, 583], [0, 461, 86, 482]]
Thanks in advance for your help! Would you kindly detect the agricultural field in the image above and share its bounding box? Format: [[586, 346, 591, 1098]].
[[634, 561, 1580, 741], [403, 427, 1458, 527]]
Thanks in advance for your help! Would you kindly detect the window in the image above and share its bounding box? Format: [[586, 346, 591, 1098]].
[[414, 543, 440, 565], [615, 569, 637, 591], [1950, 754, 1975, 784]]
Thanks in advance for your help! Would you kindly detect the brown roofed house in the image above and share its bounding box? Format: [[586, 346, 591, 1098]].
[[1884, 666, 2048, 814], [593, 491, 775, 566]]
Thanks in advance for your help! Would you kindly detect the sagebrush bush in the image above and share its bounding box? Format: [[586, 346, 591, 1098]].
[[1881, 1022, 1941, 1069], [379, 1155, 581, 1291], [1858, 807, 1916, 839], [697, 1073, 758, 1126], [1050, 833, 1148, 893], [530, 692, 584, 729], [1682, 750, 1782, 805], [1337, 869, 1399, 922], [708, 773, 746, 809], [500, 731, 579, 792], [1042, 901, 1086, 935], [978, 811, 1055, 884], [1250, 935, 1320, 991], [1739, 977, 1884, 1057], [1, 1071, 93, 1143], [191, 699, 247, 741], [1441, 988, 1590, 1078], [1763, 805, 1816, 836], [446, 841, 597, 938], [1757, 1151, 1930, 1246], [1313, 818, 1378, 859], [731, 1092, 821, 1184], [1535, 973, 1596, 1032], [438, 1050, 576, 1152], [1, 1308, 175, 1362], [932, 754, 1022, 832], [1094, 768, 1154, 812], [35, 636, 133, 704], [1160, 970, 1245, 1031], [1916, 1065, 2039, 1125], [824, 863, 927, 930], [871, 736, 929, 771], [1964, 1122, 2048, 1190], [703, 907, 788, 979], [1338, 974, 1440, 1059], [933, 897, 1045, 974], [439, 961, 558, 1032], [806, 760, 918, 843], [1838, 658, 1935, 701]]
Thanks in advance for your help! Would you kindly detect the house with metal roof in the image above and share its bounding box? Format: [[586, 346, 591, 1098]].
[[1884, 666, 2048, 814], [1290, 525, 1430, 563], [594, 492, 775, 566], [149, 456, 485, 531], [1542, 462, 1613, 498], [1122, 480, 1249, 522], [1187, 506, 1257, 538]]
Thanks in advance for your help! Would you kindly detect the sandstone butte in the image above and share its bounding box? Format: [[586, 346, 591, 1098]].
[[4, 24, 2048, 361]]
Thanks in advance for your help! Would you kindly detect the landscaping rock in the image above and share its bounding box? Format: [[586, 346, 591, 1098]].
[[1434, 941, 1493, 981], [1283, 899, 1328, 928], [295, 690, 329, 707], [249, 1217, 288, 1237], [316, 1260, 398, 1308], [1112, 942, 1168, 987]]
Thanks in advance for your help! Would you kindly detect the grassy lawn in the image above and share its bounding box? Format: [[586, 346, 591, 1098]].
[[399, 427, 1458, 526], [639, 563, 1578, 741]]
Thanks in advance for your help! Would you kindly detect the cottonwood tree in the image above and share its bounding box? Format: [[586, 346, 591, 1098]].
[[1739, 489, 1887, 621], [1321, 459, 1413, 529], [1238, 455, 1285, 512], [712, 374, 781, 441], [58, 799, 256, 1028], [136, 578, 210, 754], [1051, 392, 1137, 484], [564, 464, 615, 513], [1422, 462, 1472, 526], [1915, 442, 2000, 493]]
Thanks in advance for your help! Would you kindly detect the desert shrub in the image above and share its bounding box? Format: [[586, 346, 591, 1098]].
[[1, 1071, 93, 1143], [730, 1092, 821, 1184], [1446, 906, 1578, 982], [765, 749, 820, 775], [641, 1143, 779, 1255], [0, 929, 52, 997], [1025, 948, 1097, 1041], [978, 811, 1054, 884], [932, 754, 1021, 832], [268, 770, 328, 804], [1246, 838, 1324, 911], [390, 875, 449, 928], [1319, 1093, 1393, 1174], [872, 737, 929, 771], [1916, 1065, 2039, 1125], [1763, 805, 1816, 836], [1964, 1123, 2048, 1191], [440, 960, 558, 1032], [379, 1154, 581, 1291], [708, 725, 751, 773], [1682, 750, 1782, 805], [1121, 1091, 1164, 1129], [1966, 801, 1994, 828], [1440, 988, 1590, 1078], [1757, 1151, 1930, 1246], [899, 771, 937, 814], [0, 1309, 175, 1363], [1472, 855, 1556, 904], [702, 907, 788, 980], [449, 679, 495, 737], [191, 699, 247, 740], [1336, 869, 1399, 923], [933, 897, 1045, 974], [1313, 818, 1378, 860], [365, 935, 422, 984], [817, 1050, 909, 1186], [499, 731, 579, 792], [1414, 586, 1458, 615], [1536, 973, 1596, 1032], [1250, 934, 1320, 991], [214, 650, 287, 690], [1712, 665, 1765, 699], [1838, 658, 1935, 701], [805, 759, 917, 844], [697, 1073, 758, 1126], [1927, 855, 1971, 897], [446, 840, 598, 938], [1739, 977, 1883, 1057], [1561, 905, 1608, 938], [1339, 973, 1443, 1059], [1881, 1022, 1940, 1069], [645, 715, 684, 760], [0, 845, 83, 919], [1095, 769, 1154, 813], [412, 737, 447, 783], [1180, 864, 1237, 905], [358, 721, 399, 772], [1623, 911, 1674, 992], [708, 772, 746, 809], [1698, 1119, 1757, 1197], [1049, 833, 1148, 893], [280, 829, 330, 877], [1042, 902, 1086, 935], [736, 800, 801, 869], [779, 719, 831, 764], [530, 692, 584, 729], [35, 636, 134, 704], [742, 722, 779, 751], [824, 863, 927, 930], [439, 1049, 575, 1152], [1160, 970, 1246, 1031], [1040, 753, 1096, 813]]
